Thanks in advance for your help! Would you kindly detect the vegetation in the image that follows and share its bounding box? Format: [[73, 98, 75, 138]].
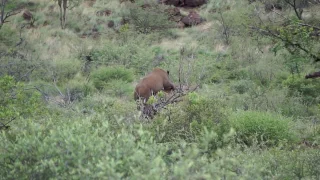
[[0, 0, 320, 179]]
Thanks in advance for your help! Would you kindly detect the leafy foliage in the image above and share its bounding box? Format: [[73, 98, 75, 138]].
[[282, 75, 320, 104], [126, 2, 174, 34], [230, 111, 298, 146], [0, 0, 320, 178], [91, 66, 134, 90], [150, 92, 230, 144], [0, 75, 45, 129]]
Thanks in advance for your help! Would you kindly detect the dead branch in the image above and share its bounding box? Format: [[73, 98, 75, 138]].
[[0, 117, 15, 130], [139, 84, 199, 120], [283, 0, 303, 20]]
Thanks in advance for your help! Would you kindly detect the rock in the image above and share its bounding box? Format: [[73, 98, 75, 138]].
[[181, 11, 204, 26], [159, 0, 207, 7], [161, 0, 181, 6], [22, 10, 33, 21], [108, 20, 115, 28], [184, 0, 207, 7]]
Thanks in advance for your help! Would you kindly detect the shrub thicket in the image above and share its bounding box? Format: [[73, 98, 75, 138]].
[[0, 75, 46, 129], [230, 111, 298, 146], [149, 92, 230, 145], [91, 66, 134, 90]]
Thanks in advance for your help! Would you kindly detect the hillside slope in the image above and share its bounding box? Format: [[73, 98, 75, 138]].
[[1, 0, 320, 179]]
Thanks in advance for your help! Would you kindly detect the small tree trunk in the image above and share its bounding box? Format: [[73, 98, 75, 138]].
[[58, 0, 67, 29], [62, 0, 67, 29], [0, 0, 6, 28], [58, 0, 63, 28]]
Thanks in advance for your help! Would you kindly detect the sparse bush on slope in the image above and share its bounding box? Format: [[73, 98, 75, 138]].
[[1, 0, 320, 179], [91, 66, 134, 90], [149, 92, 231, 145], [230, 110, 298, 146], [0, 75, 46, 129]]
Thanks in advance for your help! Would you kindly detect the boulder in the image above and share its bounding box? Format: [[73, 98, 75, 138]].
[[107, 20, 115, 28], [160, 0, 207, 7], [184, 0, 207, 7], [181, 11, 204, 26], [161, 0, 181, 6], [22, 10, 33, 21]]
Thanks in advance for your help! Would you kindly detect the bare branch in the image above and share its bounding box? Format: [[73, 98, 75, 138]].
[[0, 0, 22, 29], [283, 0, 303, 20], [248, 25, 320, 62]]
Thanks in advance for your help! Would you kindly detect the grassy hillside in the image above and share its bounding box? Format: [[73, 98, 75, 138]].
[[1, 0, 320, 179]]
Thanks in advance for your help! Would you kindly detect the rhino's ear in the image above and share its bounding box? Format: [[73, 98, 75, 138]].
[[167, 70, 170, 75]]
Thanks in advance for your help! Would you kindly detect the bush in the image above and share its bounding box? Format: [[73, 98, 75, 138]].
[[0, 75, 46, 129], [82, 38, 156, 74], [0, 114, 247, 179], [227, 146, 320, 179], [230, 79, 255, 94], [0, 26, 19, 48], [63, 79, 94, 102], [78, 96, 137, 122], [125, 2, 174, 34], [52, 59, 81, 83], [149, 92, 230, 145], [0, 50, 51, 82], [282, 75, 320, 105], [230, 111, 298, 146], [103, 80, 134, 98], [91, 66, 134, 90]]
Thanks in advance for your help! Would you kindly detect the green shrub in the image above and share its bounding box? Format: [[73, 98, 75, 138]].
[[0, 75, 46, 129], [63, 79, 94, 102], [103, 79, 134, 98], [91, 66, 134, 90], [53, 59, 81, 83], [0, 50, 52, 82], [227, 146, 320, 179], [125, 2, 174, 34], [78, 96, 137, 122], [260, 148, 320, 179], [150, 92, 230, 145], [282, 75, 320, 105], [230, 111, 298, 146], [230, 79, 255, 94], [83, 39, 155, 74], [0, 26, 19, 48], [0, 114, 248, 179]]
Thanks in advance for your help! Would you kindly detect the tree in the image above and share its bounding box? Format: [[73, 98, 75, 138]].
[[0, 0, 21, 29], [56, 0, 82, 29], [58, 0, 67, 29], [247, 0, 320, 77]]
